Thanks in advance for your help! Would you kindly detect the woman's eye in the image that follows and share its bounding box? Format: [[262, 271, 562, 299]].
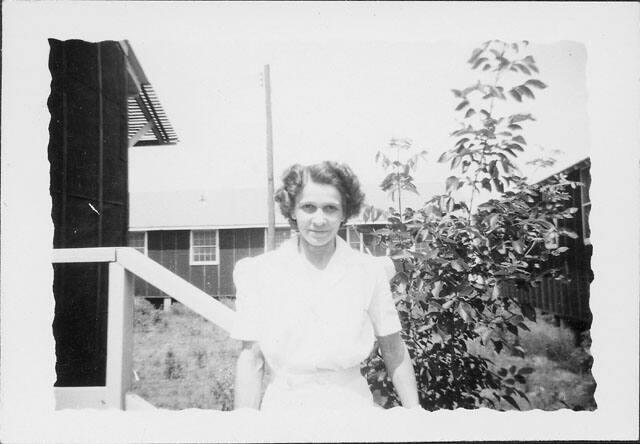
[[324, 205, 339, 213], [301, 204, 316, 212]]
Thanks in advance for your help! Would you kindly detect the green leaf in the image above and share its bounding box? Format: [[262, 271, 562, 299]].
[[489, 160, 499, 178], [518, 322, 530, 332], [512, 239, 524, 254], [457, 303, 470, 322], [518, 85, 535, 99], [525, 79, 547, 89], [560, 228, 579, 239], [513, 346, 525, 358], [521, 303, 536, 322], [472, 57, 488, 70], [468, 48, 483, 64], [451, 89, 463, 98], [510, 113, 535, 124], [509, 88, 522, 102], [438, 151, 454, 163], [493, 178, 504, 193], [481, 327, 493, 344], [451, 259, 466, 272], [497, 368, 508, 377], [465, 108, 476, 118], [507, 124, 522, 131], [455, 100, 470, 111], [488, 213, 500, 229], [512, 135, 526, 145], [516, 64, 531, 75], [402, 182, 419, 195], [446, 176, 460, 192], [503, 395, 520, 410], [517, 367, 534, 375]]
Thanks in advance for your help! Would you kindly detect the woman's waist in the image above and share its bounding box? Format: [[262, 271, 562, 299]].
[[270, 366, 364, 389]]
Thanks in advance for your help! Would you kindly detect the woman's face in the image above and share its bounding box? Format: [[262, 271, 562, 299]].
[[293, 180, 344, 248]]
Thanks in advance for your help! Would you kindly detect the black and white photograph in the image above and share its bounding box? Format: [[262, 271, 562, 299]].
[[1, 1, 638, 442]]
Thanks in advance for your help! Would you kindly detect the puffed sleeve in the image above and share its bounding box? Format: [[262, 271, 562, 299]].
[[230, 257, 261, 341], [367, 256, 402, 337]]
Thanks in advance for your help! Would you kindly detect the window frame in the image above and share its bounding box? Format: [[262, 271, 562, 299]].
[[579, 167, 591, 246], [346, 225, 364, 252], [189, 229, 220, 266]]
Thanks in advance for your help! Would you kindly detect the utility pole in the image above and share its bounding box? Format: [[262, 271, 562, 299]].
[[264, 64, 276, 251]]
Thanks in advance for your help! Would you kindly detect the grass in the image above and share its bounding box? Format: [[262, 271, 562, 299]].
[[131, 299, 596, 411], [131, 298, 240, 410], [467, 312, 596, 411]]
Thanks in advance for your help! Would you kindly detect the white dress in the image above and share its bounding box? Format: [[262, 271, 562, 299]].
[[230, 235, 401, 411]]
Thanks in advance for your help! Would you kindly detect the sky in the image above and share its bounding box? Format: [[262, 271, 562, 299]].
[[127, 28, 589, 197]]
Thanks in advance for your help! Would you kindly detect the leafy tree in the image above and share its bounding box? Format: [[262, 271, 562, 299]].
[[362, 40, 579, 410], [375, 138, 428, 216]]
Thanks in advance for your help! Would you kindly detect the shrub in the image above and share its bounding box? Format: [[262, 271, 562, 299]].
[[363, 40, 581, 410]]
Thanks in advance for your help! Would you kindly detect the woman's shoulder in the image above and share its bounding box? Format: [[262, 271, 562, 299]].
[[349, 250, 396, 281]]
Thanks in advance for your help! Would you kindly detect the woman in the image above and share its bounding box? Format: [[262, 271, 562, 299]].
[[231, 161, 419, 411]]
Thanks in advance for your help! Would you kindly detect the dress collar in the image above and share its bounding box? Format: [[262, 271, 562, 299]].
[[280, 233, 354, 284]]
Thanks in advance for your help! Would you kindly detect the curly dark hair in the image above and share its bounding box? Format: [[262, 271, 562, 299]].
[[274, 161, 366, 229]]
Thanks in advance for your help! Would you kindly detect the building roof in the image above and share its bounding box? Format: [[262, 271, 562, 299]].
[[535, 156, 590, 184], [120, 40, 179, 147], [129, 181, 443, 231]]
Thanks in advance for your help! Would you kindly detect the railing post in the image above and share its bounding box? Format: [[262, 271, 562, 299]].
[[105, 261, 134, 409]]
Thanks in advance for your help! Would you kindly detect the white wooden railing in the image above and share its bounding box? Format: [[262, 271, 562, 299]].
[[52, 247, 236, 410]]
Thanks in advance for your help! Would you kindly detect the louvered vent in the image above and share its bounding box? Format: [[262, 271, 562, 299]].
[[128, 84, 178, 146]]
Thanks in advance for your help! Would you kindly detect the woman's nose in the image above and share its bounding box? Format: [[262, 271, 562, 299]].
[[311, 209, 327, 225]]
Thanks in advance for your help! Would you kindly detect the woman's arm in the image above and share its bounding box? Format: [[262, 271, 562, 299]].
[[233, 340, 265, 409], [378, 332, 420, 408]]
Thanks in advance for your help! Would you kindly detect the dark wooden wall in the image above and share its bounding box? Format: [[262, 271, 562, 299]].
[[48, 40, 129, 386], [219, 228, 265, 295], [505, 164, 592, 328], [134, 228, 265, 298]]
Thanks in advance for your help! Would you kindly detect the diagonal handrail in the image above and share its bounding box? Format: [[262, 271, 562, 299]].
[[52, 247, 237, 332], [114, 248, 236, 332], [52, 246, 237, 410]]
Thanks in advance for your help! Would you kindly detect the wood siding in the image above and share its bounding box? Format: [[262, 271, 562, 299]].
[[502, 162, 592, 327], [49, 40, 129, 386], [219, 228, 265, 295], [133, 228, 265, 298]]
